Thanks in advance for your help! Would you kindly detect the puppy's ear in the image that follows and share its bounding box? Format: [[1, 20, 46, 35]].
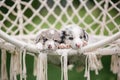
[[83, 29, 89, 41], [62, 30, 66, 35], [35, 33, 43, 44], [53, 30, 61, 42]]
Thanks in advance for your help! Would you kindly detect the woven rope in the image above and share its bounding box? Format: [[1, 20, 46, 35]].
[[0, 0, 120, 36]]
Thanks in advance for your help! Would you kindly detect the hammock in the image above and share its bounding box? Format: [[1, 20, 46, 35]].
[[0, 0, 120, 80]]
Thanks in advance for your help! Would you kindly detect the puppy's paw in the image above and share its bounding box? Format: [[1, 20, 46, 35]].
[[36, 42, 43, 50], [58, 44, 71, 49], [83, 41, 88, 47], [58, 44, 66, 49], [66, 44, 71, 48]]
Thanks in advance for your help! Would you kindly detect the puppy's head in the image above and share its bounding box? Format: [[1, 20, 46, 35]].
[[35, 29, 61, 50], [61, 24, 89, 49]]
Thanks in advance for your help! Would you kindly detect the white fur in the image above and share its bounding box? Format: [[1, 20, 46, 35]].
[[35, 29, 60, 50], [36, 42, 43, 50], [44, 40, 55, 50], [61, 24, 88, 49], [49, 30, 55, 34]]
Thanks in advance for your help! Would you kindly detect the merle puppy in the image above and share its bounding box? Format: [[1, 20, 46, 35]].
[[60, 24, 89, 71], [60, 24, 89, 49], [35, 28, 62, 65], [35, 29, 61, 50]]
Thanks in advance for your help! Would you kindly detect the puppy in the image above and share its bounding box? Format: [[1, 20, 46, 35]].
[[60, 24, 89, 49], [34, 29, 62, 66], [35, 29, 61, 50], [60, 24, 89, 71]]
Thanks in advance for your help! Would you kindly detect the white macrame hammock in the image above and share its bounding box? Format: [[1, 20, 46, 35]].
[[0, 0, 120, 80]]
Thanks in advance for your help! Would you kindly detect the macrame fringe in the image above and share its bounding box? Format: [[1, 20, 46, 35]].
[[117, 57, 120, 80], [1, 49, 8, 80], [61, 52, 68, 80], [22, 49, 27, 80], [84, 55, 90, 80], [19, 48, 27, 80], [34, 56, 38, 76], [10, 47, 27, 80], [10, 49, 21, 80], [110, 44, 120, 74], [34, 52, 47, 80], [84, 52, 103, 80], [111, 55, 119, 74]]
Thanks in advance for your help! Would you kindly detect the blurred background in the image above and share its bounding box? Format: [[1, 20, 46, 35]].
[[0, 0, 120, 80]]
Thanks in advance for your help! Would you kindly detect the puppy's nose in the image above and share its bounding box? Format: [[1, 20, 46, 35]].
[[48, 45, 52, 49], [75, 43, 81, 48]]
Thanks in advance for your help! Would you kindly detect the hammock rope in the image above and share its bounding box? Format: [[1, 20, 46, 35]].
[[0, 29, 120, 80], [0, 30, 120, 55]]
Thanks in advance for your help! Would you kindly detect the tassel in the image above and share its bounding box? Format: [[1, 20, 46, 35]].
[[34, 42, 43, 76], [89, 53, 102, 75], [97, 55, 103, 70], [19, 47, 27, 80], [10, 49, 21, 80], [22, 49, 27, 80], [89, 54, 98, 75], [15, 49, 21, 75], [61, 51, 68, 80], [36, 52, 47, 80], [1, 49, 8, 80], [20, 49, 23, 80], [117, 57, 120, 80], [34, 42, 48, 80], [10, 52, 14, 80], [111, 55, 119, 74], [84, 55, 90, 80], [84, 55, 88, 77], [84, 52, 103, 80], [33, 55, 38, 76]]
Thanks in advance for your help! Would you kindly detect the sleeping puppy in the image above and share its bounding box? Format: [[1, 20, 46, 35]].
[[35, 29, 61, 50], [60, 24, 89, 49], [34, 29, 62, 66], [34, 29, 62, 73]]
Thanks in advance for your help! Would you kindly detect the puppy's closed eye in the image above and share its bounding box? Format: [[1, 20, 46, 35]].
[[54, 39, 60, 43], [43, 37, 48, 42]]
